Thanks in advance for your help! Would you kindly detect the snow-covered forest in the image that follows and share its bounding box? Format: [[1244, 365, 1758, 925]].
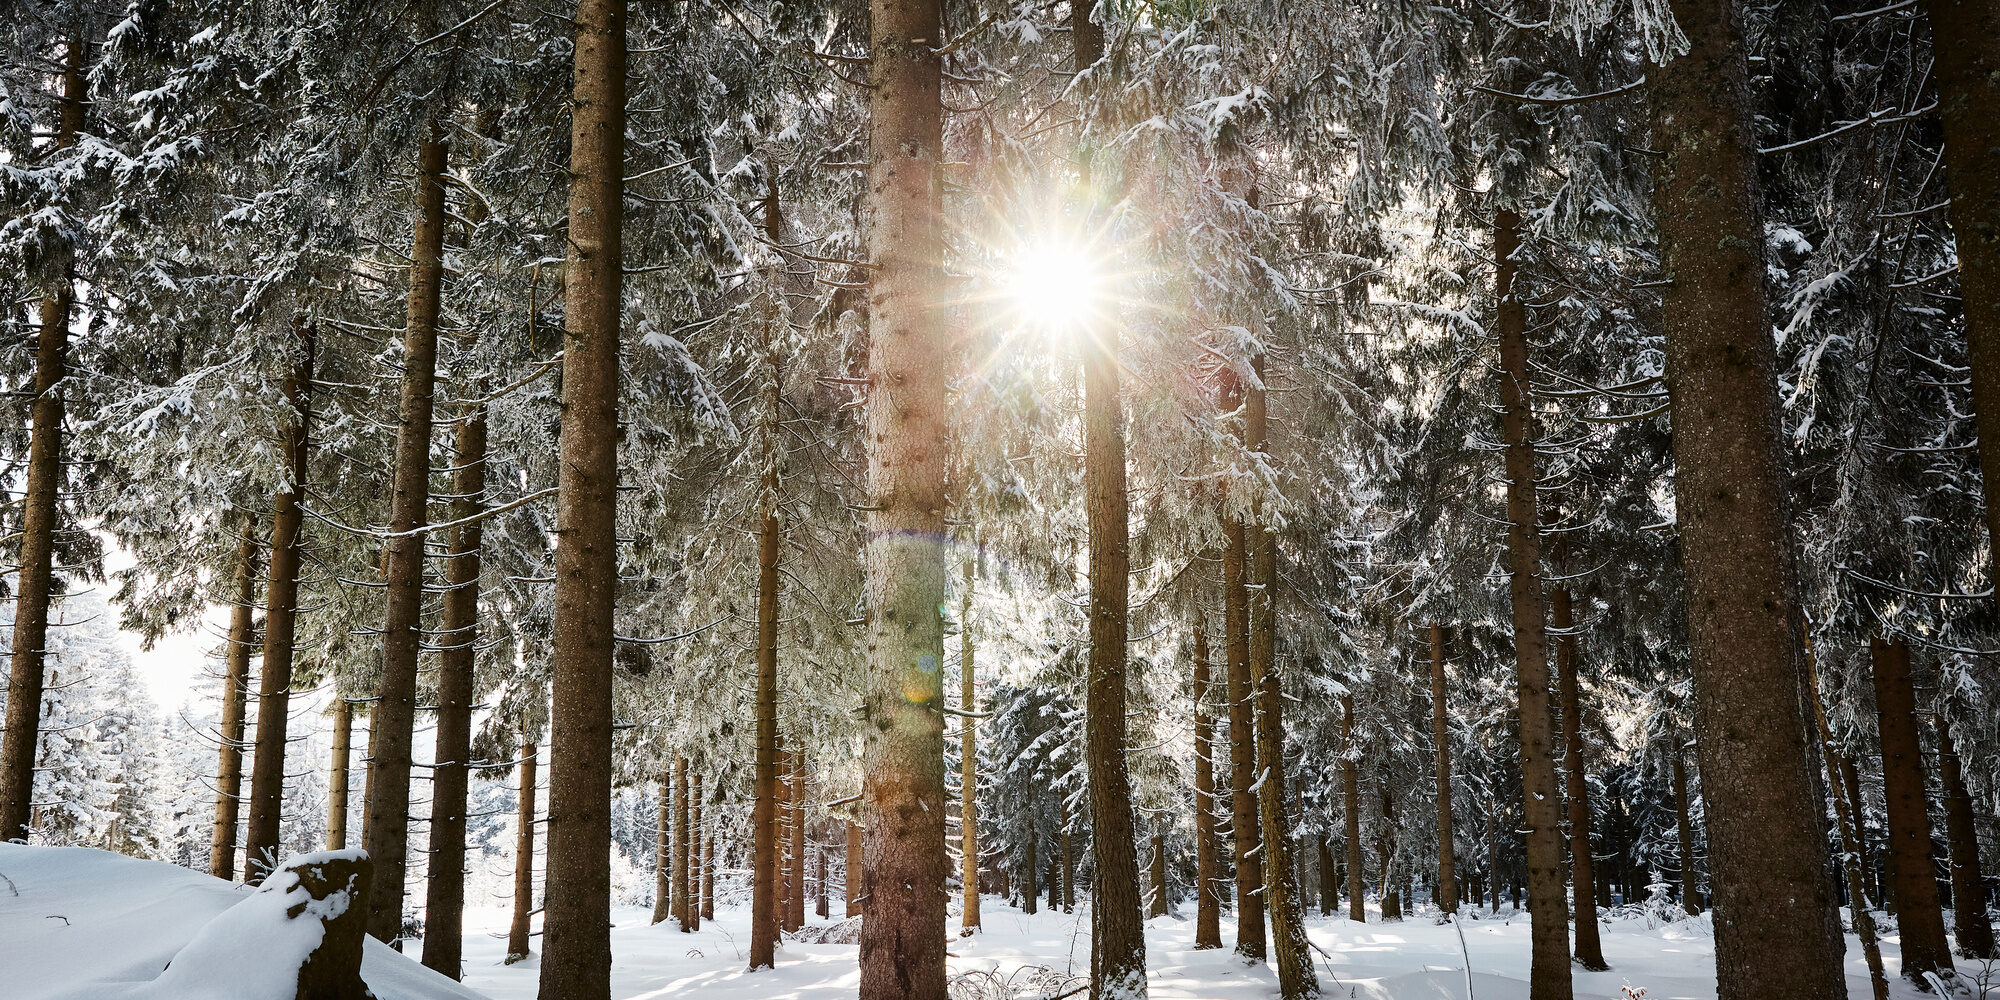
[[2, 0, 1998, 998]]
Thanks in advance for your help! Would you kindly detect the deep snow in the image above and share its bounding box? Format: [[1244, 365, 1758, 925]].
[[0, 842, 1956, 1000]]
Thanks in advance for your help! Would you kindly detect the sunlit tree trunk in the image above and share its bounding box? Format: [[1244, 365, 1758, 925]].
[[1650, 0, 1847, 994], [845, 820, 863, 918], [1551, 585, 1605, 969], [538, 0, 625, 992], [1938, 720, 1995, 958], [1192, 618, 1223, 948], [1429, 623, 1456, 916], [1491, 209, 1572, 1000], [0, 31, 83, 845], [790, 755, 807, 932], [506, 737, 537, 962], [326, 698, 353, 852], [1342, 693, 1365, 922], [244, 320, 316, 884], [750, 181, 787, 969], [364, 128, 449, 945], [210, 524, 260, 878], [1870, 638, 1952, 985], [676, 754, 693, 932], [422, 401, 486, 979], [652, 778, 672, 925]]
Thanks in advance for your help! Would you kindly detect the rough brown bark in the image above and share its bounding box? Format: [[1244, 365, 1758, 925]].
[[0, 31, 82, 845], [960, 553, 981, 933], [326, 699, 352, 852], [652, 778, 673, 925], [1650, 1, 1848, 994], [676, 754, 693, 931], [1023, 831, 1040, 915], [1222, 453, 1266, 954], [211, 524, 261, 878], [244, 321, 316, 884], [857, 0, 950, 984], [1342, 693, 1365, 922], [1429, 623, 1456, 915], [1870, 638, 1953, 984], [1491, 209, 1573, 1000], [538, 0, 624, 992], [1921, 0, 2000, 634], [292, 853, 375, 1000], [363, 129, 449, 945], [789, 755, 806, 932], [845, 820, 862, 918], [506, 738, 536, 962], [1671, 749, 1701, 915], [1551, 586, 1605, 968], [1938, 719, 1996, 959], [750, 217, 785, 967], [421, 402, 485, 979], [1318, 836, 1336, 916], [1244, 359, 1313, 998], [1806, 649, 1890, 1000], [1192, 619, 1223, 948], [815, 838, 829, 920], [699, 780, 715, 921]]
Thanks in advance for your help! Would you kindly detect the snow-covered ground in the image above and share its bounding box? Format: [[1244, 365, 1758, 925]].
[[0, 842, 1944, 1000]]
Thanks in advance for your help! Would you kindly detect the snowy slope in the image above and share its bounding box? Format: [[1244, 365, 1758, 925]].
[[0, 843, 485, 1000]]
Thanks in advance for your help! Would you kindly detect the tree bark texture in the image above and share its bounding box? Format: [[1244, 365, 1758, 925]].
[[750, 292, 784, 968], [1806, 650, 1890, 1000], [245, 321, 316, 884], [1429, 624, 1456, 916], [1491, 209, 1573, 1000], [537, 1, 624, 993], [1150, 835, 1169, 917], [1650, 1, 1848, 994], [858, 0, 950, 987], [1342, 693, 1365, 922], [1938, 719, 1995, 959], [1192, 619, 1223, 948], [326, 699, 352, 853], [1222, 465, 1265, 954], [210, 524, 260, 878], [1870, 638, 1952, 984], [506, 738, 537, 961], [789, 757, 806, 933], [845, 820, 862, 918], [652, 779, 673, 926], [1551, 587, 1605, 969], [421, 401, 486, 979], [364, 130, 449, 945], [676, 754, 693, 932]]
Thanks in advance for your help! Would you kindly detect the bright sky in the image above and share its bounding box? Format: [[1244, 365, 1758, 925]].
[[101, 540, 224, 712]]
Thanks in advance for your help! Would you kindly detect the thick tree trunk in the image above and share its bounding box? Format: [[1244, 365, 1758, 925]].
[[1150, 835, 1170, 917], [1920, 0, 2000, 632], [652, 779, 673, 925], [363, 129, 449, 945], [1244, 360, 1314, 998], [538, 1, 624, 993], [1671, 749, 1701, 915], [1223, 494, 1266, 953], [1491, 209, 1573, 1000], [1429, 623, 1456, 916], [676, 754, 693, 932], [1938, 720, 1996, 959], [1551, 586, 1605, 969], [0, 33, 82, 845], [1806, 651, 1890, 1000], [960, 554, 981, 933], [1650, 2, 1847, 995], [857, 0, 950, 985], [1870, 638, 1952, 984], [211, 524, 260, 878], [1342, 693, 1365, 922], [506, 738, 537, 962], [327, 699, 352, 852], [845, 820, 863, 917], [421, 402, 485, 979], [1192, 619, 1223, 948], [244, 321, 316, 884]]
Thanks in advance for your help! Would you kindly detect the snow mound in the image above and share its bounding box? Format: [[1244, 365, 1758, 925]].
[[0, 843, 487, 1000]]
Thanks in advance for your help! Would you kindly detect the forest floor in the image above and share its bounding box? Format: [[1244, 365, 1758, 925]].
[[0, 842, 1951, 1000]]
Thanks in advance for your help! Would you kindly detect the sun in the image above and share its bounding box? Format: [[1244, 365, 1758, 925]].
[[1003, 240, 1105, 336]]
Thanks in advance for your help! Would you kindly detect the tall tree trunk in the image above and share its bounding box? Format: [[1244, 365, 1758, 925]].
[[244, 320, 316, 883], [1429, 623, 1456, 916], [1671, 748, 1701, 915], [1488, 798, 1501, 913], [1920, 0, 2000, 629], [1245, 359, 1313, 997], [422, 401, 485, 979], [1149, 835, 1169, 917], [1318, 836, 1336, 916], [1650, 1, 1847, 995], [327, 698, 352, 852], [364, 128, 449, 945], [1938, 719, 1996, 959], [652, 778, 673, 925], [1491, 209, 1573, 1000], [1806, 649, 1890, 1000], [676, 754, 693, 932], [538, 0, 624, 993], [1342, 693, 1365, 922], [1223, 483, 1266, 953], [777, 742, 793, 932], [506, 737, 537, 962], [1192, 619, 1223, 948], [857, 0, 949, 986], [1551, 586, 1605, 969], [845, 820, 863, 917], [1379, 788, 1401, 921], [691, 772, 705, 930], [1023, 831, 1040, 915], [1061, 815, 1076, 912], [0, 31, 83, 845], [699, 780, 715, 921], [210, 524, 260, 878], [815, 838, 829, 919], [750, 183, 786, 968], [1870, 637, 1953, 984], [960, 552, 981, 933], [793, 754, 809, 932]]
